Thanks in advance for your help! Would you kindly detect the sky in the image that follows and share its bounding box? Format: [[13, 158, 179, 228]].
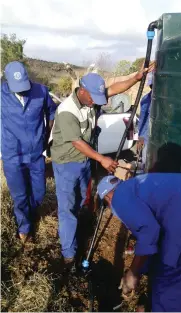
[[1, 0, 181, 66]]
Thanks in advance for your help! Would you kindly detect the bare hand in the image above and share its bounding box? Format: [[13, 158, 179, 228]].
[[115, 160, 132, 181], [135, 61, 155, 81], [120, 269, 139, 295], [100, 156, 118, 173]]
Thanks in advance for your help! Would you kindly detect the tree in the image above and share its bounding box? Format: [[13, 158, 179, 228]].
[[114, 60, 132, 76], [1, 33, 26, 71], [1, 33, 52, 87], [95, 52, 113, 77], [130, 57, 145, 73]]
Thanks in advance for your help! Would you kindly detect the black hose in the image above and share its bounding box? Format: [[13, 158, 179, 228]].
[[148, 20, 159, 31], [94, 111, 101, 186], [86, 203, 105, 262], [90, 105, 101, 186], [115, 43, 152, 161], [82, 21, 159, 312], [83, 21, 158, 268], [115, 20, 158, 162]]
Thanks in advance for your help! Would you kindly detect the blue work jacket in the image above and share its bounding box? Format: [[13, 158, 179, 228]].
[[1, 81, 56, 163]]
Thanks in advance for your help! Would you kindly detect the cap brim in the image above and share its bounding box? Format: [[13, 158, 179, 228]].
[[90, 92, 107, 106], [8, 79, 31, 93], [99, 180, 121, 199]]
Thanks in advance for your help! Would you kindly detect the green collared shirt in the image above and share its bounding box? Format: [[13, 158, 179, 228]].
[[51, 89, 96, 164]]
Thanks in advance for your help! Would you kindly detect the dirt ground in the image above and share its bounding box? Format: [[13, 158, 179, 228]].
[[1, 151, 149, 312]]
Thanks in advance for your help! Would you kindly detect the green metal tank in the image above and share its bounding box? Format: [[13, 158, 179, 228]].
[[146, 13, 181, 173]]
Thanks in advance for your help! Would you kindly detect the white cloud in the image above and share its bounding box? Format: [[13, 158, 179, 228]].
[[26, 33, 77, 50], [1, 0, 181, 65], [92, 0, 148, 35]]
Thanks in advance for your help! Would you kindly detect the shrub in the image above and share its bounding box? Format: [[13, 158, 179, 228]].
[[1, 34, 26, 71], [58, 76, 72, 96]]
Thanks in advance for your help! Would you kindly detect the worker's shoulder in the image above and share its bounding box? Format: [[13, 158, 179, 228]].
[[57, 93, 80, 118]]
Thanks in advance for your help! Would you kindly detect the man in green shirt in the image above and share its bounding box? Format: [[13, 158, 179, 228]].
[[51, 69, 151, 267]]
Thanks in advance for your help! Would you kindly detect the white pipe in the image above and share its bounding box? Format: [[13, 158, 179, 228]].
[[49, 92, 64, 103]]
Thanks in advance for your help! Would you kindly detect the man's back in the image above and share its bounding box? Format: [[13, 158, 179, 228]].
[[112, 173, 181, 267], [135, 173, 181, 210]]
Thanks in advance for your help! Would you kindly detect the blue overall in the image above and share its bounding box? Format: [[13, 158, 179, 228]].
[[52, 160, 91, 258], [138, 91, 152, 164], [111, 173, 181, 312], [1, 81, 56, 234]]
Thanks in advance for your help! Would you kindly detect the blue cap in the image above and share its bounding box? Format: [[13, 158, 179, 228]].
[[97, 175, 121, 199], [80, 73, 107, 105], [4, 61, 31, 93], [147, 72, 153, 86]]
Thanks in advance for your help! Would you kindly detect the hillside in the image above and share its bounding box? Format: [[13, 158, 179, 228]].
[[26, 58, 150, 108], [26, 58, 86, 83]]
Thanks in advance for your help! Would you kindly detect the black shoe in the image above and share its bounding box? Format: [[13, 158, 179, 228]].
[[64, 257, 77, 274]]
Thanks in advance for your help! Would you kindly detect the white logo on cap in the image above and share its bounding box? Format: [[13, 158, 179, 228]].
[[81, 82, 86, 87], [102, 189, 108, 196], [14, 72, 22, 80], [99, 84, 105, 93]]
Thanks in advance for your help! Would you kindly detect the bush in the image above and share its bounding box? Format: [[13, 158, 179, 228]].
[[32, 73, 50, 86], [114, 60, 132, 76], [130, 58, 145, 73], [48, 83, 59, 92], [58, 76, 72, 96]]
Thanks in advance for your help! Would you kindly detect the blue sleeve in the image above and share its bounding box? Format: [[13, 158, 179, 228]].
[[43, 87, 57, 121], [112, 180, 160, 256], [138, 94, 151, 138]]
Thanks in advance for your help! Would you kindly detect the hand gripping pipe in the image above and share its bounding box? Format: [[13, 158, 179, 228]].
[[115, 20, 158, 161]]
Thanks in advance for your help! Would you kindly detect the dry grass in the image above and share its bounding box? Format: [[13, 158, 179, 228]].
[[1, 162, 22, 267], [1, 162, 62, 312], [1, 161, 90, 312], [9, 273, 53, 312]]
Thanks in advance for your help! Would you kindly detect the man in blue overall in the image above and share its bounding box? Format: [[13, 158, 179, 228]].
[[137, 72, 153, 165], [97, 173, 181, 312], [1, 61, 56, 243], [51, 66, 154, 267]]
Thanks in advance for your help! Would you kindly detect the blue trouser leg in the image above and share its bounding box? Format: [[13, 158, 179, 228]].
[[3, 156, 46, 234], [3, 162, 31, 234], [151, 261, 181, 312], [52, 160, 91, 258], [28, 156, 46, 211], [79, 160, 91, 207]]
